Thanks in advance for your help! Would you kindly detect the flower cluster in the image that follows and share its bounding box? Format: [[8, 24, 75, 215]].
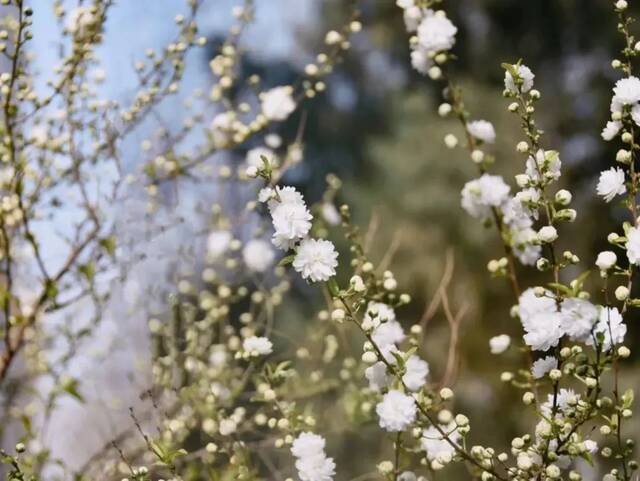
[[291, 432, 336, 481]]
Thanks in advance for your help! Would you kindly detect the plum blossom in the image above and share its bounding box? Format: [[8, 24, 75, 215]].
[[597, 167, 626, 202], [466, 120, 496, 144], [242, 239, 275, 272], [489, 334, 511, 354], [402, 355, 429, 391], [504, 64, 535, 93], [376, 390, 417, 432], [261, 86, 296, 121], [531, 356, 558, 379], [626, 226, 640, 265], [293, 239, 338, 282]]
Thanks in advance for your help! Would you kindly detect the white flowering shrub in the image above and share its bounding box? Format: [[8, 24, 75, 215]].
[[0, 1, 639, 481]]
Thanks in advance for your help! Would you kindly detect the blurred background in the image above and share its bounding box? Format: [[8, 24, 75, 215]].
[[18, 0, 640, 478]]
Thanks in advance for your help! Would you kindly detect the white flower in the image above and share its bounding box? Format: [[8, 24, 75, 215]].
[[242, 336, 273, 356], [612, 76, 640, 105], [268, 185, 306, 212], [531, 356, 558, 379], [295, 455, 336, 481], [410, 48, 433, 74], [489, 334, 511, 354], [538, 225, 557, 243], [291, 433, 335, 481], [421, 423, 461, 462], [365, 362, 390, 391], [461, 174, 511, 219], [363, 302, 396, 330], [525, 149, 561, 184], [601, 120, 622, 141], [632, 104, 640, 127], [466, 120, 496, 144], [376, 390, 417, 432], [293, 239, 338, 282], [242, 239, 275, 272], [597, 167, 626, 202], [246, 147, 276, 169], [258, 187, 275, 203], [504, 64, 535, 93], [271, 202, 312, 249], [372, 319, 406, 348], [321, 203, 341, 226], [518, 288, 563, 352], [512, 227, 542, 266], [67, 6, 98, 36], [501, 198, 533, 229], [207, 230, 232, 259], [416, 13, 457, 53], [403, 6, 424, 32], [587, 307, 626, 351], [403, 355, 429, 391], [626, 226, 640, 265], [210, 111, 236, 148], [541, 389, 579, 417], [595, 251, 617, 271], [396, 0, 415, 7], [261, 86, 296, 121], [291, 432, 326, 459], [559, 298, 598, 342]]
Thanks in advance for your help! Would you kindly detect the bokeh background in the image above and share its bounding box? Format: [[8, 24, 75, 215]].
[[14, 0, 640, 478]]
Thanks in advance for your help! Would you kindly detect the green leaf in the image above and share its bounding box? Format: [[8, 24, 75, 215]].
[[278, 255, 295, 267], [622, 388, 634, 409], [99, 236, 117, 257], [79, 262, 95, 281], [327, 278, 340, 296], [61, 378, 85, 403]]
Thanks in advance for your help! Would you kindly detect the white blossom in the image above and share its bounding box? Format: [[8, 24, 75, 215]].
[[595, 251, 617, 271], [271, 202, 313, 249], [601, 120, 622, 141], [242, 239, 275, 272], [421, 423, 461, 462], [371, 319, 406, 349], [531, 356, 558, 379], [587, 307, 626, 351], [467, 120, 496, 144], [246, 147, 276, 169], [402, 355, 429, 391], [518, 288, 563, 352], [504, 64, 535, 93], [207, 230, 232, 259], [559, 298, 598, 342], [261, 86, 296, 121], [363, 302, 396, 330], [293, 239, 338, 282], [410, 48, 432, 74], [376, 390, 417, 432], [291, 432, 335, 481], [416, 12, 457, 53], [210, 111, 236, 148], [612, 76, 640, 105], [365, 362, 390, 391], [597, 167, 626, 202], [489, 334, 511, 354], [242, 336, 273, 356], [461, 174, 511, 219], [626, 226, 640, 265]]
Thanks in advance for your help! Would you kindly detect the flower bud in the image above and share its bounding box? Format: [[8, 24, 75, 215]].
[[555, 189, 572, 205], [615, 285, 629, 301], [516, 141, 529, 153], [444, 134, 458, 148], [618, 346, 631, 358], [596, 251, 617, 271], [538, 225, 558, 243], [616, 149, 632, 164], [471, 149, 485, 163], [438, 103, 452, 117]]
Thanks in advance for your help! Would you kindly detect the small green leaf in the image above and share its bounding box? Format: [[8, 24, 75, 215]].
[[278, 255, 295, 267]]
